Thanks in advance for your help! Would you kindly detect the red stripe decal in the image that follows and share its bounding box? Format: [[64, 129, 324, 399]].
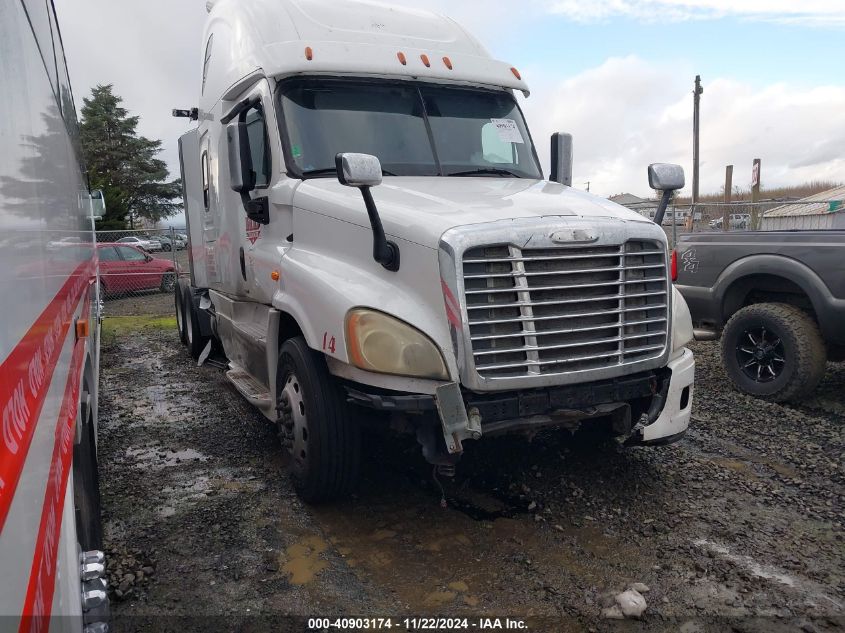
[[441, 279, 462, 328], [0, 260, 93, 533], [18, 290, 91, 631]]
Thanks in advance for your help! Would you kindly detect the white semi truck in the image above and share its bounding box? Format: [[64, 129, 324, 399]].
[[174, 0, 696, 502], [1, 1, 108, 631]]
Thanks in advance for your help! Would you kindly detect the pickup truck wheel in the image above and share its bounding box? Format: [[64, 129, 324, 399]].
[[721, 303, 826, 402], [277, 337, 360, 503]]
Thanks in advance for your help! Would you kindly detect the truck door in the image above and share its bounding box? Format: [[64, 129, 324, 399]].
[[219, 79, 294, 303]]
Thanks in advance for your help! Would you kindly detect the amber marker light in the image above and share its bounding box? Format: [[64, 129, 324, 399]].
[[420, 54, 430, 67], [271, 271, 280, 281], [511, 67, 522, 80], [397, 51, 407, 65], [305, 46, 313, 61], [442, 56, 453, 70], [76, 319, 89, 339]]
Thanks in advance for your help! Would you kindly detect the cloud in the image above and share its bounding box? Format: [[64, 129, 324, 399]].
[[546, 0, 845, 26], [520, 56, 845, 197], [53, 1, 843, 207]]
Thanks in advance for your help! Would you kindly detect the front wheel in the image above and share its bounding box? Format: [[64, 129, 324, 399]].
[[721, 302, 826, 402], [277, 337, 360, 503]]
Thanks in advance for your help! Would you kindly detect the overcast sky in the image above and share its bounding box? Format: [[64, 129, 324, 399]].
[[55, 0, 845, 209]]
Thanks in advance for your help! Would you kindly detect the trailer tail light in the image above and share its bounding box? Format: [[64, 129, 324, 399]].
[[442, 56, 453, 70], [420, 54, 430, 67], [397, 52, 407, 65], [671, 249, 678, 282]]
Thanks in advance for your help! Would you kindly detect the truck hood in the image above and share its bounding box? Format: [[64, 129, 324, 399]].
[[293, 177, 653, 249]]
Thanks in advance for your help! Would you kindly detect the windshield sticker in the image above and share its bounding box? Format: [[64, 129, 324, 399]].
[[490, 118, 524, 144], [291, 144, 302, 159]]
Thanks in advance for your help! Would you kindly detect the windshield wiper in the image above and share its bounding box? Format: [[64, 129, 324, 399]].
[[302, 167, 399, 179], [448, 168, 521, 178]]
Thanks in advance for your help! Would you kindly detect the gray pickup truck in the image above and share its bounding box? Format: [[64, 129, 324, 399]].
[[674, 230, 845, 402]]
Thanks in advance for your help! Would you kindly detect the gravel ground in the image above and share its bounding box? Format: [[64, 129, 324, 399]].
[[97, 320, 844, 632]]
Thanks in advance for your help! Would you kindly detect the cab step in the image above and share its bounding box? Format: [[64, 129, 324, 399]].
[[226, 367, 271, 409]]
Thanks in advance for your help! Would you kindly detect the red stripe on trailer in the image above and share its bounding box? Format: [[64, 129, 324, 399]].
[[0, 260, 94, 533], [18, 290, 91, 632]]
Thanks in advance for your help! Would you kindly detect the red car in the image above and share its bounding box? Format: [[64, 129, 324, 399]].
[[97, 243, 178, 297]]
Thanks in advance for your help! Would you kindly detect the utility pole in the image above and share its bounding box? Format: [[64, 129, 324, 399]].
[[692, 75, 704, 205], [723, 164, 733, 231]]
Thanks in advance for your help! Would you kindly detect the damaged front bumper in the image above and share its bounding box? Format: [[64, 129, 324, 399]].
[[346, 347, 695, 454]]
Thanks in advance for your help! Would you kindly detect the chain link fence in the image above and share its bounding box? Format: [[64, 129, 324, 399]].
[[622, 199, 845, 248], [94, 228, 188, 317]]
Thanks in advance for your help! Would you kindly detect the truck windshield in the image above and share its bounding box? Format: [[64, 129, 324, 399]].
[[277, 79, 542, 179]]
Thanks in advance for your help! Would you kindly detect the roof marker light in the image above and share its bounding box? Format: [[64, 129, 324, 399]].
[[420, 54, 430, 67], [397, 52, 407, 65], [305, 46, 313, 61], [442, 56, 453, 70], [511, 67, 522, 80]]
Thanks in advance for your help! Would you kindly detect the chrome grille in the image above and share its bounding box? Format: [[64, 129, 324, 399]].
[[462, 240, 668, 379]]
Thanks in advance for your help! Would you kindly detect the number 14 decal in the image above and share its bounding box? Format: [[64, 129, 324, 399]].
[[322, 332, 336, 354]]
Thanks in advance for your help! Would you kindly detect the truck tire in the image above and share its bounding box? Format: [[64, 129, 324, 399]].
[[277, 336, 360, 503], [73, 386, 103, 551], [721, 302, 826, 402], [183, 287, 208, 359], [175, 280, 187, 345]]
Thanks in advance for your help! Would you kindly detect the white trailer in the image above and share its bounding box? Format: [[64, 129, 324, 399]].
[[174, 0, 696, 502], [0, 1, 108, 631]]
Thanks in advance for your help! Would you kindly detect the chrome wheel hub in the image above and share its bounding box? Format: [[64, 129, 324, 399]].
[[278, 373, 308, 475]]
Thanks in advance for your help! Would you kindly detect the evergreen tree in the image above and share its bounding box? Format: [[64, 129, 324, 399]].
[[80, 84, 180, 229]]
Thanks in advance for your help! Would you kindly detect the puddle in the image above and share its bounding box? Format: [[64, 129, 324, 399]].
[[126, 446, 209, 469], [282, 535, 330, 585], [694, 539, 798, 587]]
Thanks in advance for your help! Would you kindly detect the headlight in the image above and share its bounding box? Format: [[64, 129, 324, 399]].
[[345, 309, 449, 380], [671, 286, 694, 354]]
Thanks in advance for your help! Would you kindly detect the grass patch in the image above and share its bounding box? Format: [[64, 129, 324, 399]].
[[102, 315, 177, 345]]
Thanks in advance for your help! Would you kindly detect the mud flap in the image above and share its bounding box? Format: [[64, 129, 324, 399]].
[[435, 382, 481, 454]]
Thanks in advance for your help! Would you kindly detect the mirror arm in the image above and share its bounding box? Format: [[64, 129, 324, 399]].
[[359, 186, 400, 272], [653, 190, 673, 225]]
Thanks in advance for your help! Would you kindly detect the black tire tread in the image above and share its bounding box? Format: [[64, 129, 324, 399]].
[[279, 337, 360, 503], [721, 302, 826, 402]]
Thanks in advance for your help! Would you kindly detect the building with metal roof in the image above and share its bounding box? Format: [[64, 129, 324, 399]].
[[761, 185, 845, 230]]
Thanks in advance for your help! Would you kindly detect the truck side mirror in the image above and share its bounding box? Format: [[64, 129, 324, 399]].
[[87, 189, 106, 220], [549, 133, 573, 186], [647, 163, 685, 225], [226, 121, 269, 224], [335, 153, 399, 272], [648, 163, 685, 191], [336, 153, 383, 188], [227, 122, 253, 194]]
